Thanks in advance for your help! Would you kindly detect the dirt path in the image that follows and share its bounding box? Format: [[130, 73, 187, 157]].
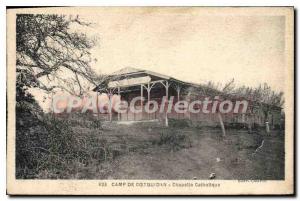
[[94, 126, 284, 180]]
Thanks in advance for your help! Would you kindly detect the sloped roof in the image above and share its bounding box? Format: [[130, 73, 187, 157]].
[[110, 67, 171, 80], [111, 67, 143, 75], [94, 67, 202, 91]]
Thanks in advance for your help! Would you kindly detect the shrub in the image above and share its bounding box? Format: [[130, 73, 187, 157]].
[[15, 109, 105, 178], [168, 118, 191, 128], [225, 122, 248, 130], [153, 129, 192, 151]]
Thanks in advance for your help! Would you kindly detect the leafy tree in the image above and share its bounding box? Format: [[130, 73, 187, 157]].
[[15, 14, 104, 178], [234, 83, 284, 127], [16, 14, 100, 96]]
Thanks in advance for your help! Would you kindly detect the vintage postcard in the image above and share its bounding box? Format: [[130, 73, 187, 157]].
[[6, 7, 294, 195]]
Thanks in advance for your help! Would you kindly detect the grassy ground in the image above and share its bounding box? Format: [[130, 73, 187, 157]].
[[71, 121, 285, 180]]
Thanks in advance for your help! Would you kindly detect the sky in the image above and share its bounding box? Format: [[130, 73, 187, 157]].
[[23, 7, 288, 111], [79, 8, 286, 92]]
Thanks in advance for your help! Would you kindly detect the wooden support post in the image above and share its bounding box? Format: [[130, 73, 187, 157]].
[[176, 86, 181, 119], [147, 83, 151, 120], [117, 87, 120, 121], [165, 81, 169, 127], [141, 85, 143, 120], [96, 91, 99, 118], [108, 90, 112, 122], [187, 91, 191, 120], [266, 121, 270, 133], [148, 83, 150, 102], [217, 112, 226, 137]]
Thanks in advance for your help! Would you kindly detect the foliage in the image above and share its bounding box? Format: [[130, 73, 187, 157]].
[[15, 111, 106, 179], [153, 129, 192, 151], [168, 118, 191, 128], [16, 14, 102, 96], [234, 83, 284, 107], [15, 14, 108, 179], [198, 79, 284, 109]]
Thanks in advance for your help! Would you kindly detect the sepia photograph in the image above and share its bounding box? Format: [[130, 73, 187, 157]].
[[6, 6, 294, 195]]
